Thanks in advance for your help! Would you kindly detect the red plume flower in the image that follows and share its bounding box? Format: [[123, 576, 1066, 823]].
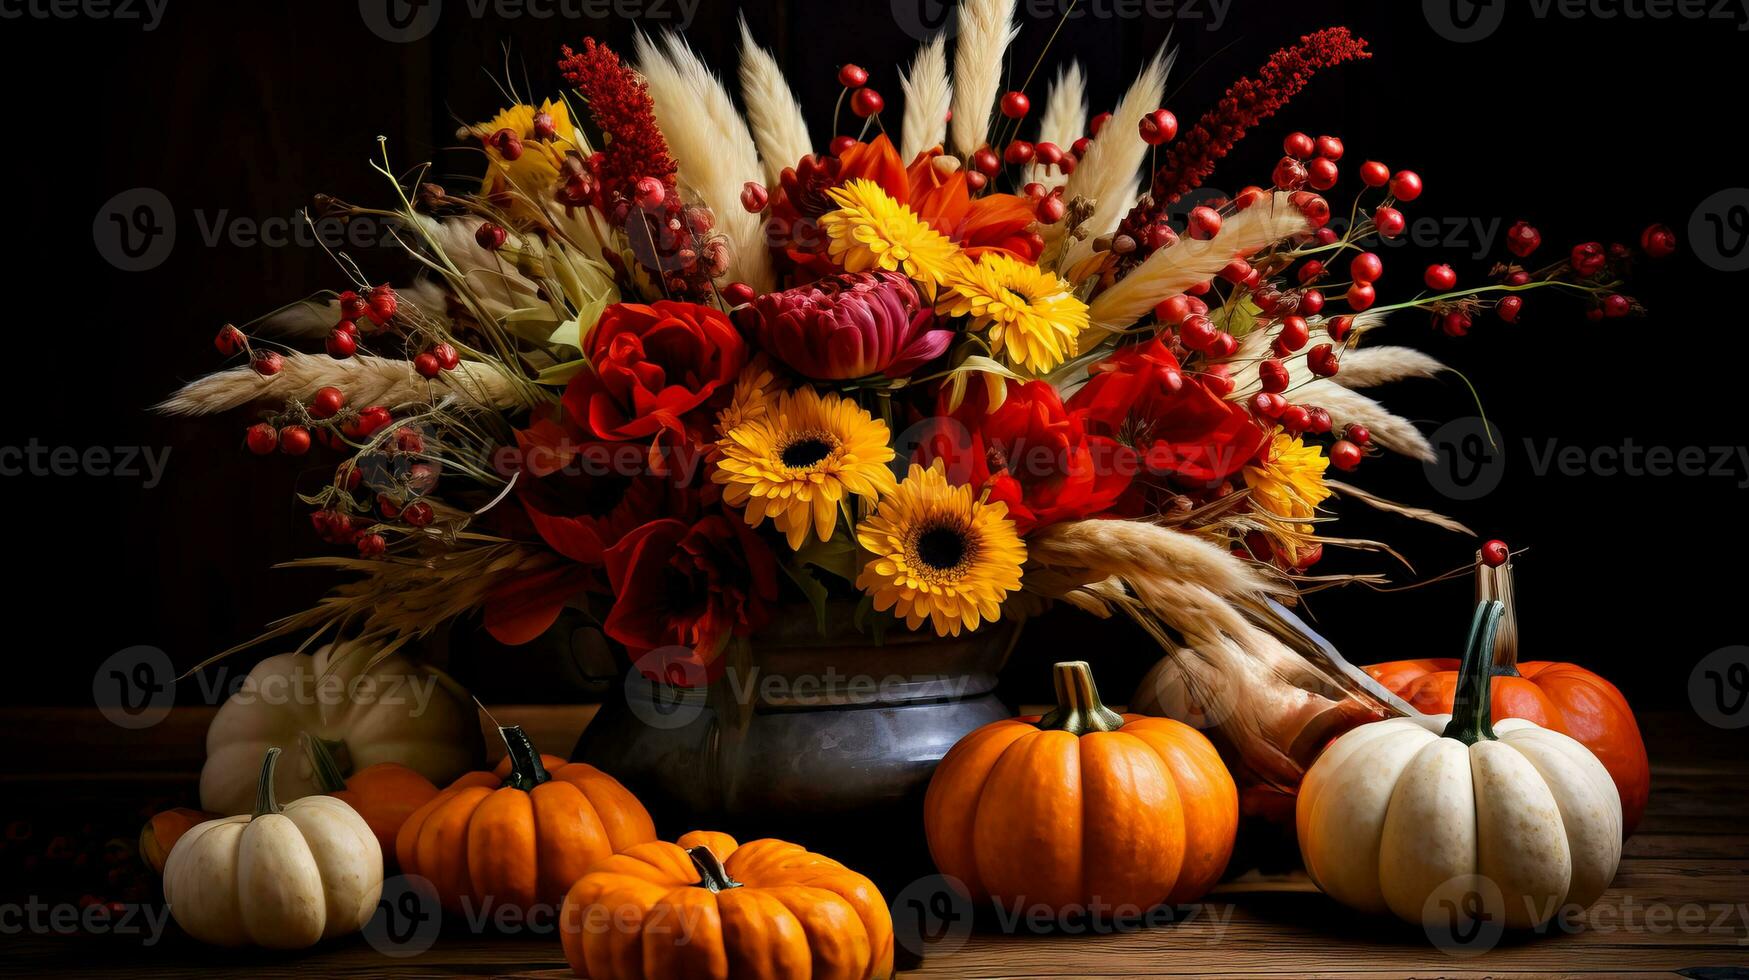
[[1150, 28, 1371, 205]]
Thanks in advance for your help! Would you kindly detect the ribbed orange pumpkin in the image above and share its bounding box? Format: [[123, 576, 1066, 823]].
[[925, 660, 1238, 912], [302, 733, 440, 859], [395, 725, 656, 914], [559, 830, 894, 980], [1363, 556, 1650, 834]]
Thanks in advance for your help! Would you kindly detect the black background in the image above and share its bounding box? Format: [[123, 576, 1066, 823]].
[[0, 0, 1741, 713]]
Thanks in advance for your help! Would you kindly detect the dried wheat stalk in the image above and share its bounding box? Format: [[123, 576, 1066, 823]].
[[157, 353, 537, 416]]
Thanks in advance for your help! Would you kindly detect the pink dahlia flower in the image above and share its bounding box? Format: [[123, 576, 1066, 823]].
[[741, 271, 952, 380]]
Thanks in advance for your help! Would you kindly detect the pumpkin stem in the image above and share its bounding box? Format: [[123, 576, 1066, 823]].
[[1475, 551, 1520, 674], [687, 846, 742, 892], [253, 746, 284, 818], [1442, 600, 1506, 745], [299, 732, 349, 795], [1036, 661, 1125, 736], [498, 725, 550, 791]]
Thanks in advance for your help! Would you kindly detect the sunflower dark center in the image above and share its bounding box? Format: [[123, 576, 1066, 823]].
[[781, 437, 833, 468], [916, 527, 968, 571]]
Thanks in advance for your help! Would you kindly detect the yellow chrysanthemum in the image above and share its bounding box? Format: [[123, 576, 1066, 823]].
[[714, 386, 897, 550], [467, 100, 580, 223], [715, 356, 782, 437], [939, 252, 1089, 375], [820, 179, 965, 300], [855, 461, 1027, 637], [1242, 429, 1333, 560]]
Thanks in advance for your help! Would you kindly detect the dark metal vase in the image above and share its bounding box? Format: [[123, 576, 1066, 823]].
[[572, 605, 1021, 883]]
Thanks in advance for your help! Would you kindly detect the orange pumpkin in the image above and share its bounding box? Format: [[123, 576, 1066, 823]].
[[559, 830, 893, 980], [396, 724, 656, 914], [1364, 555, 1650, 833], [925, 660, 1238, 912], [139, 807, 214, 875], [302, 733, 440, 858]]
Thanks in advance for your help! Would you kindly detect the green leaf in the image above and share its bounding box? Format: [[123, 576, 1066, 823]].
[[535, 359, 589, 387], [794, 527, 858, 585], [778, 560, 832, 635]]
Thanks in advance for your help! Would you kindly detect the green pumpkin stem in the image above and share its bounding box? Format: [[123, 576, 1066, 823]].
[[299, 732, 350, 795], [253, 747, 284, 818], [1037, 661, 1125, 736], [499, 725, 551, 791], [1475, 551, 1521, 674], [688, 846, 742, 892], [1442, 600, 1507, 745]]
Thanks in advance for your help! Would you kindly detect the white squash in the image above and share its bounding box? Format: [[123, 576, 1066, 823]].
[[166, 748, 383, 948], [200, 642, 484, 815], [1297, 601, 1622, 930]]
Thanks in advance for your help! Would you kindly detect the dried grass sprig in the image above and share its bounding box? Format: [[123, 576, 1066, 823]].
[[1058, 46, 1173, 266], [1332, 346, 1448, 388], [1024, 62, 1085, 190], [900, 34, 953, 163], [738, 18, 813, 184], [1291, 381, 1435, 460], [1327, 479, 1473, 535], [949, 0, 1019, 158], [1086, 192, 1309, 334], [190, 539, 561, 673], [635, 31, 775, 292], [1026, 518, 1291, 605], [156, 353, 535, 416]]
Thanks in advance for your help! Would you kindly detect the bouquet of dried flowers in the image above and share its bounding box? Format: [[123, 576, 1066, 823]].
[[162, 6, 1671, 793]]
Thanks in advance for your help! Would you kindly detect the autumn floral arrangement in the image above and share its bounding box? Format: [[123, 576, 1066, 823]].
[[161, 13, 1672, 786]]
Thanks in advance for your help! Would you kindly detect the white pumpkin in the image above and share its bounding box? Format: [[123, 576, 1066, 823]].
[[201, 641, 484, 815], [1297, 601, 1622, 931], [166, 748, 383, 948]]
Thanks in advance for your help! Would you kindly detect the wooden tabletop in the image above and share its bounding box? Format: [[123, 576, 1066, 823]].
[[5, 708, 1745, 978]]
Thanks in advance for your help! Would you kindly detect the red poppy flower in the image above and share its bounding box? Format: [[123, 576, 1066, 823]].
[[919, 378, 1132, 535], [602, 514, 779, 664], [1068, 338, 1267, 488], [562, 301, 745, 449]]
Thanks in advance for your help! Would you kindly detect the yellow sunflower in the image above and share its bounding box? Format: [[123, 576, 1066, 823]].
[[940, 252, 1089, 375], [465, 100, 580, 223], [714, 386, 897, 550], [855, 461, 1027, 637], [820, 179, 965, 300], [1242, 429, 1333, 560], [715, 356, 782, 437]]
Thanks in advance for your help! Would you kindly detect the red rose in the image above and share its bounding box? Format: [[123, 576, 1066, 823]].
[[562, 301, 746, 447], [602, 514, 779, 663], [1068, 338, 1266, 488], [920, 378, 1132, 535]]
